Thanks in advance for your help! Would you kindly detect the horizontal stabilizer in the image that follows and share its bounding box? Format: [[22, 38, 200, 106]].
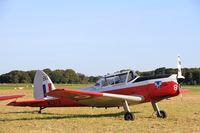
[[0, 95, 24, 101], [7, 99, 46, 107]]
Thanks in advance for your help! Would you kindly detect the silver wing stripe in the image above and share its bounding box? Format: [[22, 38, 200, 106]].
[[102, 93, 143, 102]]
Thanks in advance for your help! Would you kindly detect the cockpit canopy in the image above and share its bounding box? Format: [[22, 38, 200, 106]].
[[95, 70, 138, 87]]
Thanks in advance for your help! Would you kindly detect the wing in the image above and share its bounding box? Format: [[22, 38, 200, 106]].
[[0, 95, 24, 101], [180, 89, 190, 93], [47, 89, 144, 107]]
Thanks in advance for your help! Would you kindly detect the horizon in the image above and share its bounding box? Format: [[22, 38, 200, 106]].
[[0, 0, 200, 76], [1, 66, 200, 77]]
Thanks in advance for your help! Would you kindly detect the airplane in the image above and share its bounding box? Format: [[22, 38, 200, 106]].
[[8, 56, 187, 121], [0, 95, 24, 101]]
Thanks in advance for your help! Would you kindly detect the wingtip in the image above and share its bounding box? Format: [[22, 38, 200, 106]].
[[180, 89, 190, 93], [17, 94, 25, 98], [7, 101, 16, 106]]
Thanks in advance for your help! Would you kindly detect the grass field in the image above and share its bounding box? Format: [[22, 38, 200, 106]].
[[0, 84, 200, 133]]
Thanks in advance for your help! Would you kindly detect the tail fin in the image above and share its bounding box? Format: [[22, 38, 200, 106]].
[[33, 70, 56, 99]]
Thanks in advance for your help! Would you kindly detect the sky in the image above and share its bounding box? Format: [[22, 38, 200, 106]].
[[0, 0, 200, 76]]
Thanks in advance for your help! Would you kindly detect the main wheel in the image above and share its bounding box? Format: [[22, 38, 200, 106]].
[[157, 110, 167, 119], [124, 112, 135, 121]]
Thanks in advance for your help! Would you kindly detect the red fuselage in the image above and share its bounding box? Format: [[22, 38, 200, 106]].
[[8, 74, 179, 108]]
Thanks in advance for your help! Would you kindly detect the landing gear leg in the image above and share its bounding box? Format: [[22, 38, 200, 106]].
[[123, 100, 135, 121], [151, 101, 167, 119], [38, 107, 45, 114]]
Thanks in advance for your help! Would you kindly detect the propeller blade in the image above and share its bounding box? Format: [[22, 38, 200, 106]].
[[177, 56, 182, 77], [179, 86, 190, 102], [177, 56, 185, 84], [176, 56, 188, 102]]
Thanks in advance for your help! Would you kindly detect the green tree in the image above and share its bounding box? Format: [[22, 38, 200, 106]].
[[43, 68, 52, 76], [51, 70, 66, 83], [27, 70, 36, 83], [64, 69, 79, 84], [155, 67, 166, 75], [78, 73, 90, 84]]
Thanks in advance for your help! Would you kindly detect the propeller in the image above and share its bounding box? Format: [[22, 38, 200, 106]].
[[177, 56, 185, 84], [176, 56, 185, 101]]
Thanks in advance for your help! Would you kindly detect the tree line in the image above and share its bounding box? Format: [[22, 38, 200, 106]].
[[0, 69, 100, 84], [138, 67, 200, 85], [0, 68, 200, 85]]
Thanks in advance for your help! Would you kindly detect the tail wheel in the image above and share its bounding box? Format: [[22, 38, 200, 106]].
[[157, 110, 167, 119]]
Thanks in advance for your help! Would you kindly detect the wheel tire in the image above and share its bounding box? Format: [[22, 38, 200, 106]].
[[157, 110, 167, 119], [124, 112, 135, 121]]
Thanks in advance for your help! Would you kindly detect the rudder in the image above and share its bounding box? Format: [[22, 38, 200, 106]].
[[33, 70, 56, 99]]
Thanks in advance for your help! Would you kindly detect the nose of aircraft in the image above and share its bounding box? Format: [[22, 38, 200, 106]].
[[177, 75, 185, 84]]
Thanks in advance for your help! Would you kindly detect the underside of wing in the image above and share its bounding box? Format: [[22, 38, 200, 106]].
[[47, 89, 144, 107]]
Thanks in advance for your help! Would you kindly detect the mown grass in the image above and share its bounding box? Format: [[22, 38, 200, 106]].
[[0, 84, 200, 133]]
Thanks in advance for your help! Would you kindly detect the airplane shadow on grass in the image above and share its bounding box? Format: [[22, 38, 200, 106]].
[[0, 111, 141, 122], [3, 110, 40, 114]]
